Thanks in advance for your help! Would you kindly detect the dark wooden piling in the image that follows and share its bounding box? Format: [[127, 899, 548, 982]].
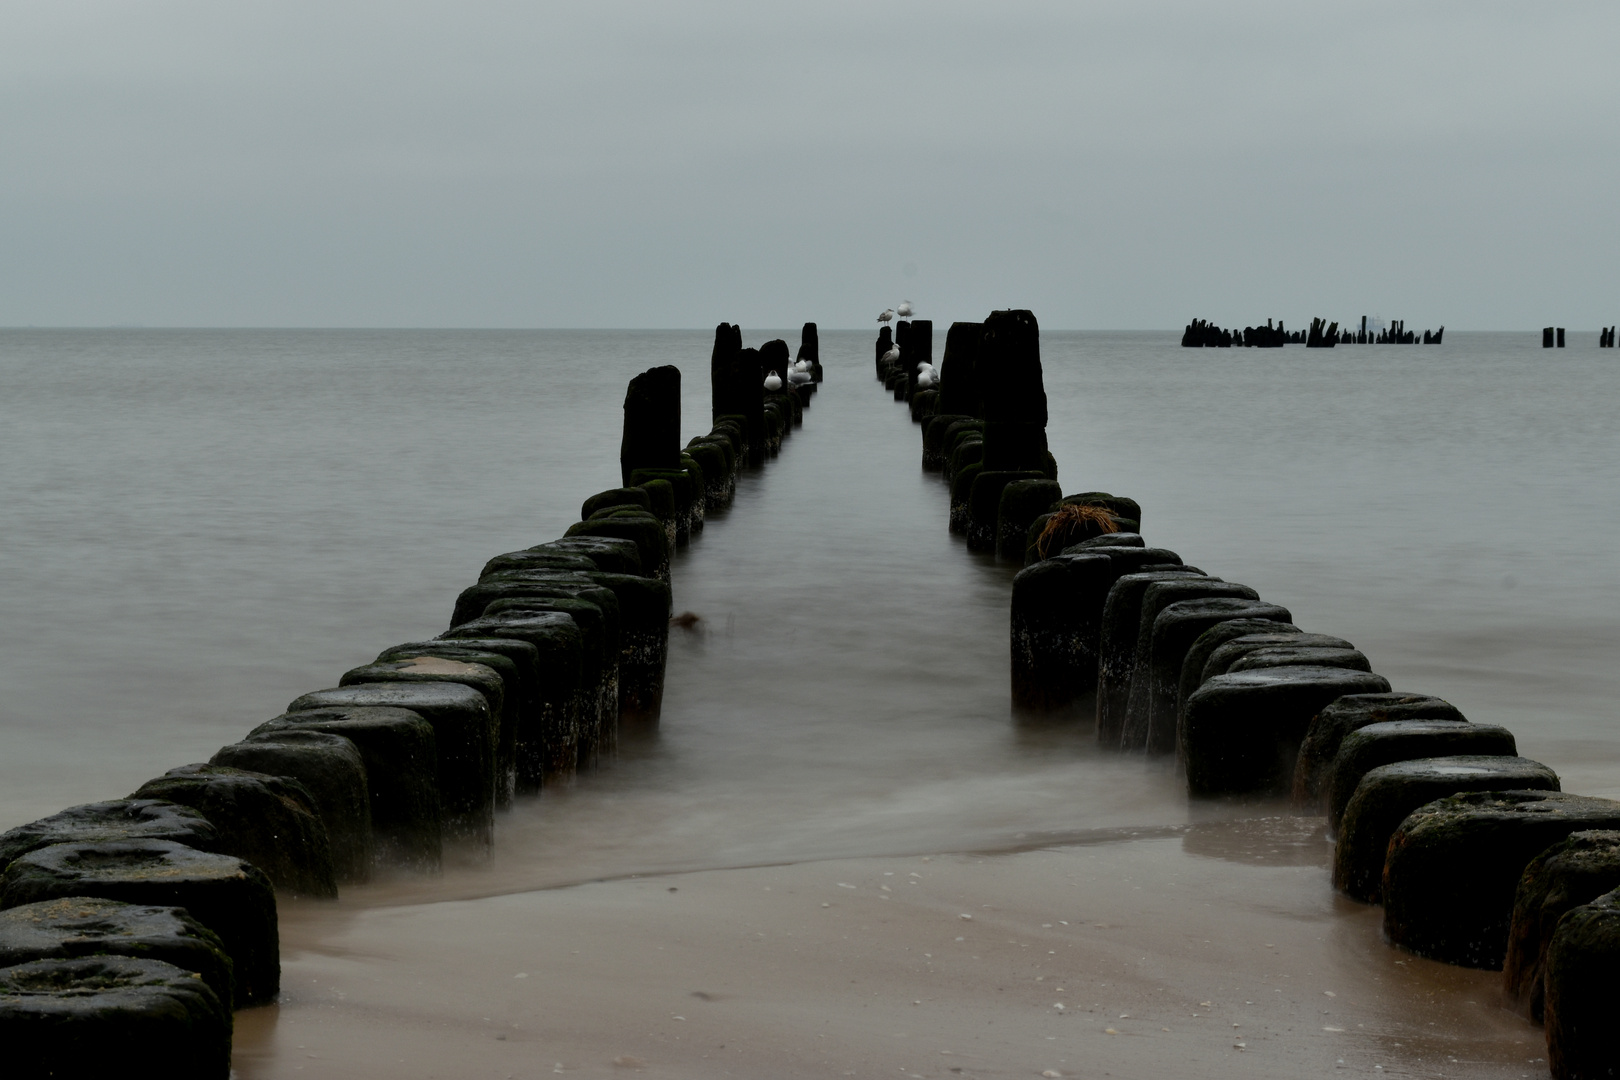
[[905, 320, 933, 403], [936, 322, 984, 420], [619, 366, 682, 490], [799, 322, 822, 381], [966, 310, 1052, 549]]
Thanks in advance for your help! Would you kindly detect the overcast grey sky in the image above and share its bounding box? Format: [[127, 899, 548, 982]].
[[2, 2, 1615, 329]]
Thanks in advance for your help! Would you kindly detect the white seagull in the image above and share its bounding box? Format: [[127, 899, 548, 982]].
[[763, 370, 783, 391], [881, 345, 900, 364], [916, 363, 938, 389], [788, 366, 811, 385], [897, 301, 914, 317], [878, 309, 895, 324]]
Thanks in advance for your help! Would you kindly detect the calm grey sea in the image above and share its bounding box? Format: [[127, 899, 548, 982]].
[[2, 328, 1617, 884]]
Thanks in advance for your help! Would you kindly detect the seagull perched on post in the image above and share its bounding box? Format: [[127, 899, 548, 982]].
[[763, 370, 783, 391], [916, 362, 937, 389], [896, 301, 913, 317], [880, 344, 900, 365], [878, 309, 895, 324]]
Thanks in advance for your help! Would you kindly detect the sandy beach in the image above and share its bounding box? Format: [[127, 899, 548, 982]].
[[233, 818, 1544, 1080]]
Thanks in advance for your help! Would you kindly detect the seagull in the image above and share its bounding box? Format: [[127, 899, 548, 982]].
[[763, 370, 783, 391], [788, 367, 811, 385], [793, 358, 812, 373], [897, 301, 913, 317], [878, 309, 895, 324], [881, 345, 900, 364], [917, 364, 938, 389]]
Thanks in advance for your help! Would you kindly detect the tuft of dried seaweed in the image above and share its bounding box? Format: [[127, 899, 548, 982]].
[[1035, 503, 1119, 559]]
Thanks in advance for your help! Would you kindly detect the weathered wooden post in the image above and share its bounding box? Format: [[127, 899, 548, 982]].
[[967, 309, 1052, 551], [620, 366, 682, 487], [905, 319, 933, 401], [799, 322, 822, 381]]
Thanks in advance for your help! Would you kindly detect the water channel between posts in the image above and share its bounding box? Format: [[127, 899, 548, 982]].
[[3, 328, 1619, 1077]]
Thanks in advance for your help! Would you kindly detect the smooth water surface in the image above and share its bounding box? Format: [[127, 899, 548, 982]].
[[2, 328, 1618, 877]]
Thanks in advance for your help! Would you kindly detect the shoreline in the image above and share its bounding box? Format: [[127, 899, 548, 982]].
[[233, 826, 1543, 1079]]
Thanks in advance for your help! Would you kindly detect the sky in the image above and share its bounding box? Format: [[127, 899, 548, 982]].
[[2, 1, 1616, 329]]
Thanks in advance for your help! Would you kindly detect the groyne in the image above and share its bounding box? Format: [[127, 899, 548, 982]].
[[0, 322, 821, 1077], [881, 312, 1620, 1078]]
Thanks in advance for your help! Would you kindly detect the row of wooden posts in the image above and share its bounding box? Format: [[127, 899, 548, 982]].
[[0, 324, 824, 1077], [1181, 316, 1445, 348], [876, 313, 1620, 1080]]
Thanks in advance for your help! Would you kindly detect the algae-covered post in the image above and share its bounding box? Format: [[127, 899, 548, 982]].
[[252, 707, 444, 873], [0, 954, 233, 1076], [1333, 755, 1560, 903], [1181, 666, 1392, 796], [130, 764, 337, 898], [286, 682, 497, 850], [1141, 596, 1293, 758], [0, 838, 281, 1007], [1291, 693, 1467, 809], [1383, 790, 1620, 969], [212, 729, 375, 884], [1322, 720, 1516, 833], [1545, 886, 1620, 1080], [1009, 545, 1189, 716], [1117, 579, 1265, 753], [1505, 831, 1620, 1024]]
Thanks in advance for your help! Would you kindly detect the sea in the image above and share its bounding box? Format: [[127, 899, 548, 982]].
[[1, 328, 1617, 1072]]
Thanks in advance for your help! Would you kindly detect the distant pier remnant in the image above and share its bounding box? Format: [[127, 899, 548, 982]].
[[1181, 319, 1234, 347], [1544, 327, 1555, 348], [1601, 326, 1616, 348], [1557, 327, 1567, 348], [1242, 320, 1286, 347], [1306, 318, 1339, 348]]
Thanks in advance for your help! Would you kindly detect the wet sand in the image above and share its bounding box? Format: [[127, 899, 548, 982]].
[[235, 823, 1544, 1079]]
